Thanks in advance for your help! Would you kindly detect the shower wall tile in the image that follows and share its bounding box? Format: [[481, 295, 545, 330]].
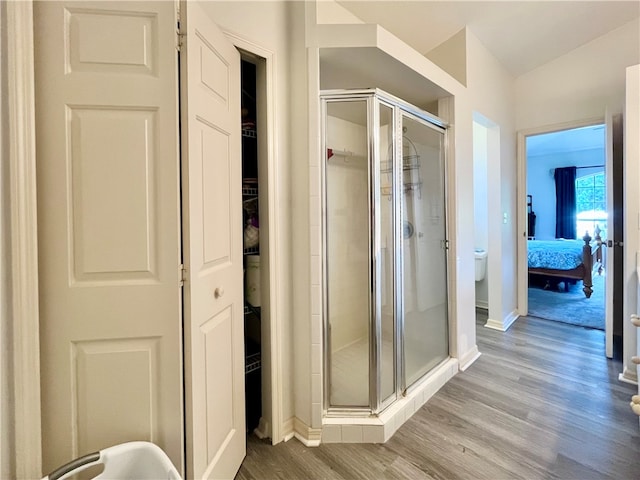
[[309, 165, 320, 197], [383, 421, 397, 442], [311, 373, 322, 404], [322, 425, 341, 443], [393, 408, 406, 432], [341, 425, 363, 443], [312, 402, 322, 428], [310, 225, 321, 256], [311, 314, 322, 344], [311, 344, 321, 374], [309, 195, 320, 227], [311, 285, 321, 315], [326, 417, 373, 425], [406, 398, 416, 417], [310, 254, 321, 286], [362, 425, 384, 444]]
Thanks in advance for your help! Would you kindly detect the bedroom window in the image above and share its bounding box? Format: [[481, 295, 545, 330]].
[[576, 172, 606, 240]]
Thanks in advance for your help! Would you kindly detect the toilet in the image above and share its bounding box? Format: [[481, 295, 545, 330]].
[[474, 248, 487, 281]]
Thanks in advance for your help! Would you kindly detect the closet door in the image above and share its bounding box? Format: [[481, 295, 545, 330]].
[[180, 2, 245, 478], [35, 1, 183, 473]]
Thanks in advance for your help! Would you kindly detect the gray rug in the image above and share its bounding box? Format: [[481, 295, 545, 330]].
[[528, 273, 605, 330]]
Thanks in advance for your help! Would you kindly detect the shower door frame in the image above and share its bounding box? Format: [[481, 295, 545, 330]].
[[321, 88, 450, 417]]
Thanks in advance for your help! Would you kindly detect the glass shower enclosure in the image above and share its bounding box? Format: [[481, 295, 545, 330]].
[[322, 89, 449, 415]]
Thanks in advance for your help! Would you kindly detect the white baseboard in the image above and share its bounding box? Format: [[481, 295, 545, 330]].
[[282, 417, 295, 442], [475, 300, 488, 310], [293, 417, 321, 447], [619, 368, 639, 386], [459, 346, 481, 371], [485, 309, 519, 332]]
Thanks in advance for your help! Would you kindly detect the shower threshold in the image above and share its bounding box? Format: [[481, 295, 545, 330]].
[[321, 357, 458, 443]]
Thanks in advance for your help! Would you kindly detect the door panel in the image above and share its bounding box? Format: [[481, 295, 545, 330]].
[[35, 1, 182, 473], [611, 114, 624, 357], [181, 2, 245, 478], [69, 107, 159, 281], [605, 110, 614, 358]]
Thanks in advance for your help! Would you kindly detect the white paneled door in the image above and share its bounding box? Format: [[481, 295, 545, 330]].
[[35, 1, 184, 474], [605, 109, 614, 359], [180, 2, 245, 478]]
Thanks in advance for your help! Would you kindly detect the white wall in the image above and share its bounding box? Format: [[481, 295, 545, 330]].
[[426, 28, 467, 87], [466, 30, 518, 327], [515, 19, 639, 381], [516, 19, 640, 130], [0, 2, 13, 476], [527, 150, 604, 240], [201, 0, 296, 433], [316, 0, 364, 25]]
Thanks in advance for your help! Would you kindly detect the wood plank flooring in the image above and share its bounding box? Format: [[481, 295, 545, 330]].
[[236, 313, 640, 479]]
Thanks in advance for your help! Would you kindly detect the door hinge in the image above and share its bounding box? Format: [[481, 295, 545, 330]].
[[176, 23, 185, 52], [441, 239, 450, 250], [179, 264, 187, 286]]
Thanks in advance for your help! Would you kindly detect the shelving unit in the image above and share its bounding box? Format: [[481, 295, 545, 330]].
[[380, 140, 423, 197], [241, 59, 262, 434]]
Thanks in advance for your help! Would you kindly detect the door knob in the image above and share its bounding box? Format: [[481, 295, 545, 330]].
[[632, 356, 640, 365], [631, 314, 640, 327], [214, 287, 225, 299]]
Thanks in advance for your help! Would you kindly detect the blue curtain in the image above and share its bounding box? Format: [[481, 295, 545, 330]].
[[554, 166, 577, 239]]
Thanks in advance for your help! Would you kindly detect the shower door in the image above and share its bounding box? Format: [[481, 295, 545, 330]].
[[400, 113, 449, 388], [322, 90, 449, 414]]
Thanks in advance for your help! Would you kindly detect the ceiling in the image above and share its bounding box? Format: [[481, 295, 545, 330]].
[[336, 1, 640, 77]]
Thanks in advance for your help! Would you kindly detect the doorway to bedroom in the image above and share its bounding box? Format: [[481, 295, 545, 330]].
[[522, 120, 623, 358]]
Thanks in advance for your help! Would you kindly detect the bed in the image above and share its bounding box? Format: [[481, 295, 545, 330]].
[[527, 232, 603, 298]]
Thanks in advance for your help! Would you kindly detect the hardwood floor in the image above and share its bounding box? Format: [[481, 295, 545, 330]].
[[236, 313, 640, 479]]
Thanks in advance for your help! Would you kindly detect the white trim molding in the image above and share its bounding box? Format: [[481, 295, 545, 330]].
[[6, 1, 43, 478], [485, 309, 519, 332], [282, 417, 295, 443], [618, 369, 638, 386], [458, 346, 481, 371], [293, 417, 322, 447]]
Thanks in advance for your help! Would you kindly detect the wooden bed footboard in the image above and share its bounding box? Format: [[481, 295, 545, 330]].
[[528, 231, 602, 298]]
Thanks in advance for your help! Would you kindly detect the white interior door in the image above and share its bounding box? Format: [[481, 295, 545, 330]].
[[35, 1, 183, 473], [605, 109, 614, 358], [180, 2, 245, 478]]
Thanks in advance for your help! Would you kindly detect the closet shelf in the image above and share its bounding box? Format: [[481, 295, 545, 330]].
[[244, 246, 259, 255], [242, 186, 258, 197], [242, 128, 256, 138], [245, 352, 261, 374]]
